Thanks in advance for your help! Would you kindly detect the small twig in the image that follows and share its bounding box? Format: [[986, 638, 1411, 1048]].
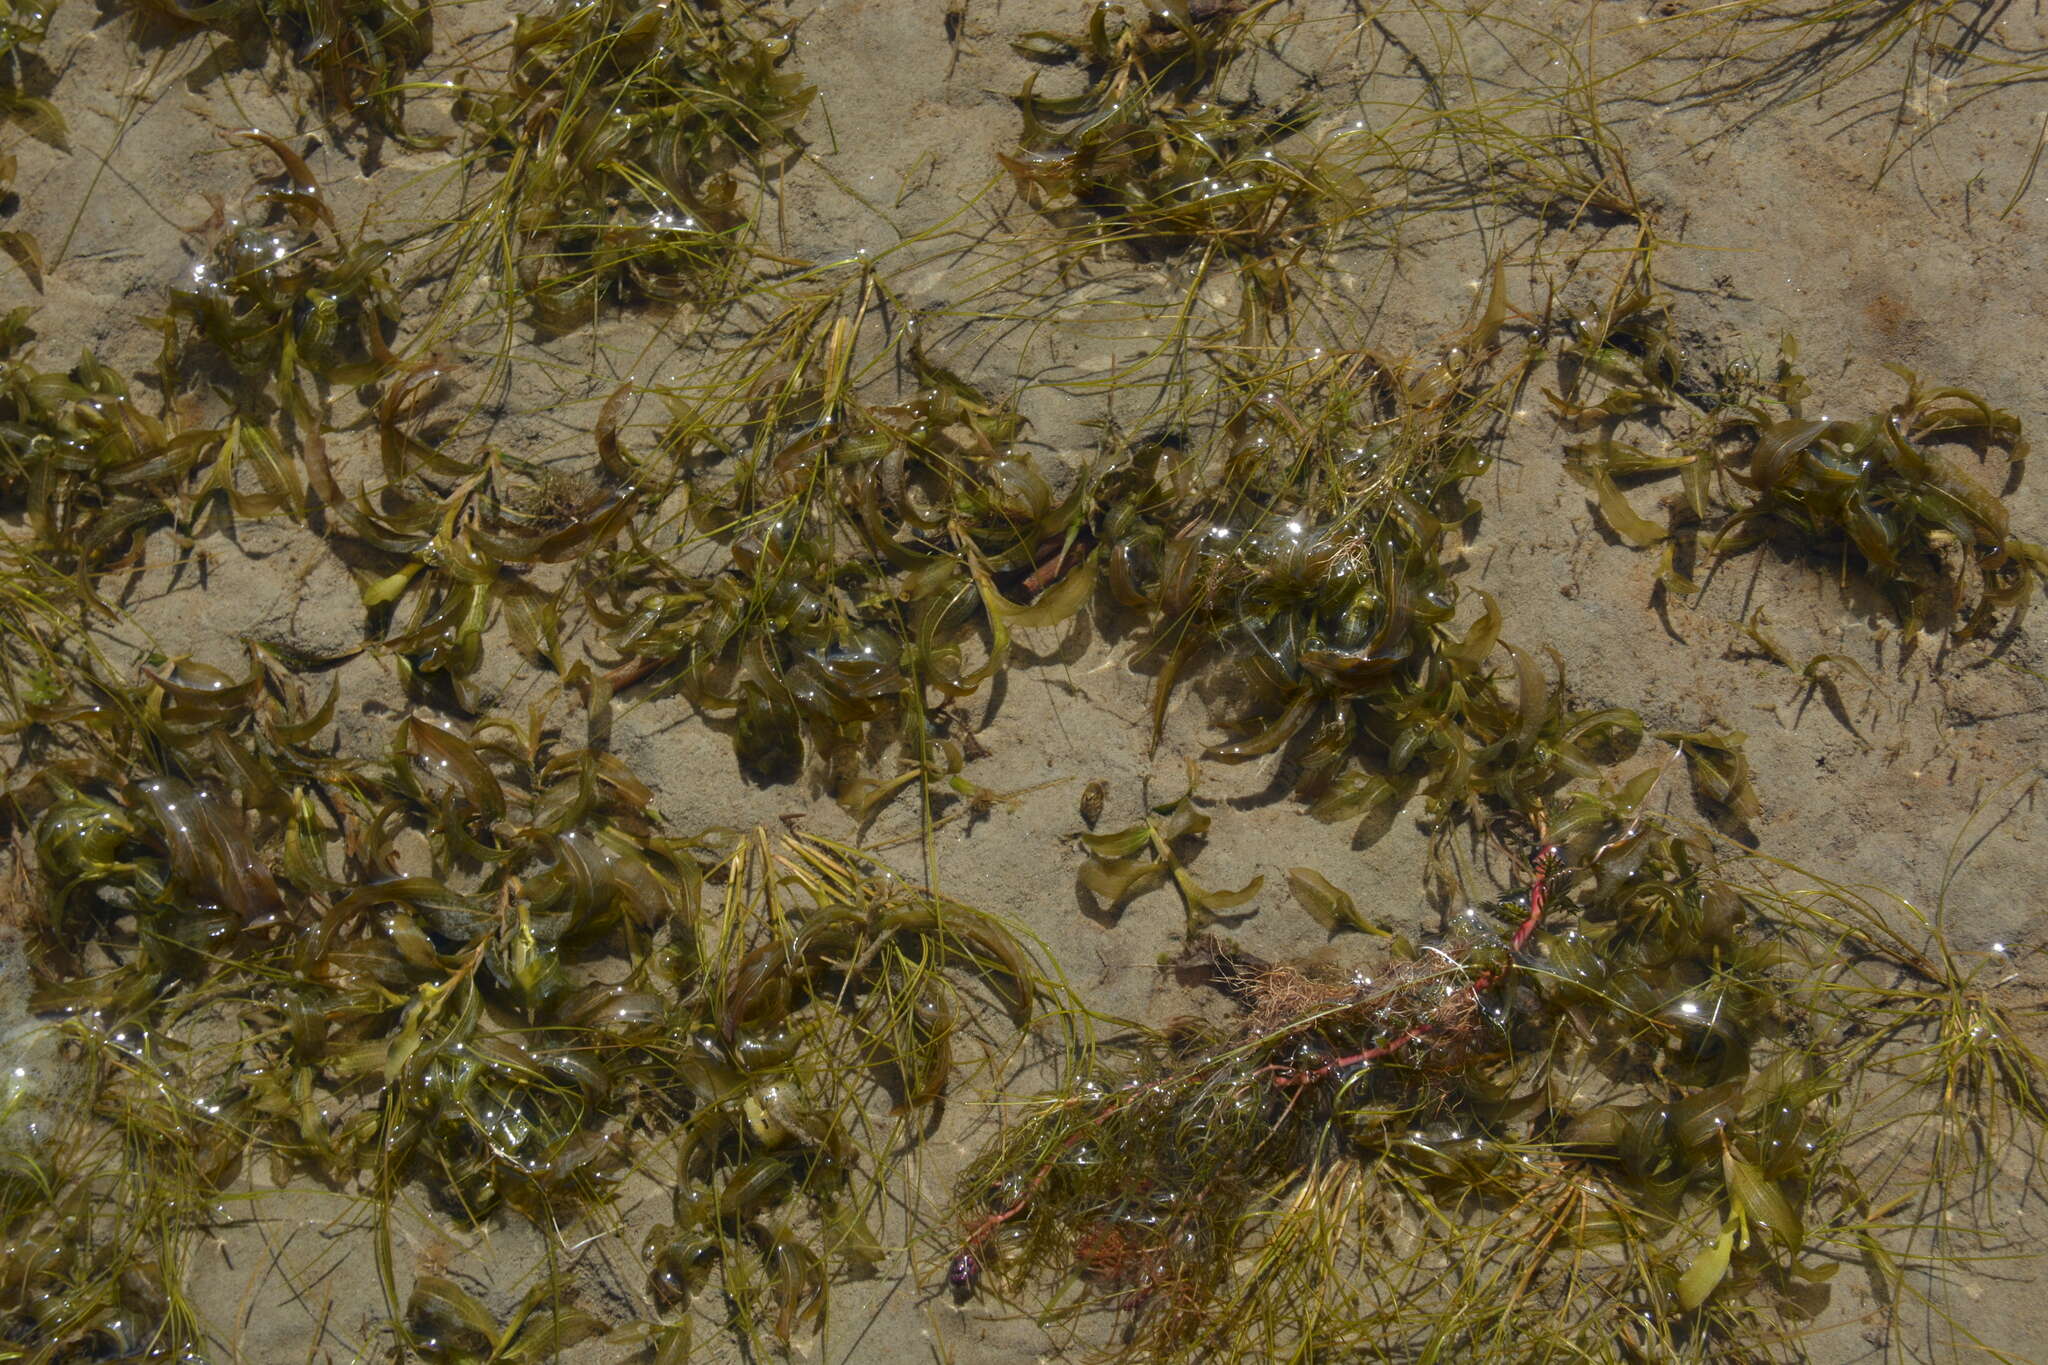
[[1021, 535, 1090, 596]]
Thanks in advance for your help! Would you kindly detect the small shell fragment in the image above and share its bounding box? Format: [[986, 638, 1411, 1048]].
[[1079, 779, 1108, 828]]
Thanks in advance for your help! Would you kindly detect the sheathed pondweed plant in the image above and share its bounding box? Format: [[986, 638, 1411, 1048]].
[[0, 1013, 226, 1362], [1748, 825, 2048, 1238], [1081, 292, 1655, 840], [0, 0, 52, 77], [1076, 760, 1263, 937], [1, 0, 62, 290], [1558, 284, 2043, 639], [636, 829, 1062, 1351], [0, 148, 35, 289], [590, 294, 1096, 797], [166, 133, 398, 416], [442, 0, 814, 332], [1, 2, 2043, 1362], [0, 313, 305, 581], [949, 776, 2048, 1362], [0, 0, 61, 147], [991, 0, 1539, 344], [951, 779, 1863, 1360], [1645, 0, 2048, 183], [585, 264, 1660, 845], [338, 377, 645, 704], [1711, 357, 2040, 637], [1002, 1, 1339, 297], [991, 0, 1667, 352], [131, 0, 435, 146], [3, 638, 1066, 1358]]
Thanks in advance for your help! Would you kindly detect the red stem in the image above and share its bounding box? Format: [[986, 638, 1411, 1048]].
[[1272, 842, 1563, 1088], [958, 844, 1566, 1261]]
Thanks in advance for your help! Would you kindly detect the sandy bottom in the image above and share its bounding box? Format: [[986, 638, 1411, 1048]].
[[3, 1, 2046, 1361]]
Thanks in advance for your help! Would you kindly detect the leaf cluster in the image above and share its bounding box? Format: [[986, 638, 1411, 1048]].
[[1715, 359, 2040, 635], [0, 1032, 229, 1362], [1076, 760, 1261, 935], [1094, 337, 1644, 838], [4, 642, 1057, 1357], [450, 0, 814, 329], [590, 310, 1093, 793], [1, 0, 64, 290], [1558, 278, 2042, 637], [954, 783, 1857, 1360], [334, 374, 645, 705], [133, 0, 435, 145], [1001, 0, 1361, 308], [0, 0, 63, 150], [0, 315, 303, 584], [165, 134, 398, 411]]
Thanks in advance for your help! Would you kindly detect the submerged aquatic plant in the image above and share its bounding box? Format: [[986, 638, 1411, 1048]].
[[591, 295, 1095, 794], [1003, 1, 1323, 261], [636, 829, 1057, 1350], [0, 1011, 231, 1362], [446, 0, 814, 330], [992, 0, 1665, 350], [131, 0, 435, 145], [0, 6, 2040, 1362], [0, 0, 61, 142], [0, 148, 35, 289], [1, 0, 63, 289], [994, 0, 1411, 338], [1651, 0, 2048, 182], [3, 638, 1064, 1357], [1558, 284, 2042, 638], [1083, 296, 1654, 840], [947, 776, 2011, 1361], [0, 0, 52, 68], [580, 262, 1673, 853], [1711, 359, 2039, 636], [1076, 761, 1262, 936], [339, 378, 644, 705], [166, 133, 398, 411], [0, 314, 300, 579]]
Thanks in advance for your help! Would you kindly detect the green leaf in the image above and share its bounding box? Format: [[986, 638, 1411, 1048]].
[[1286, 866, 1383, 935], [1569, 1209, 1630, 1247], [0, 229, 42, 292], [1183, 870, 1262, 916], [1078, 822, 1153, 858], [1564, 457, 1666, 546], [985, 552, 1097, 628], [1078, 855, 1168, 906], [1677, 1220, 1737, 1311], [1156, 799, 1209, 842], [1205, 690, 1315, 760], [1656, 728, 1760, 823], [1505, 641, 1549, 756], [1446, 589, 1501, 665], [1011, 31, 1078, 61], [1724, 1153, 1804, 1252], [822, 1196, 886, 1276], [1180, 867, 1264, 934], [1, 94, 68, 151], [1307, 771, 1400, 824], [361, 562, 422, 606], [503, 589, 561, 669], [1657, 541, 1698, 595], [501, 1297, 604, 1362], [405, 1274, 499, 1359]]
